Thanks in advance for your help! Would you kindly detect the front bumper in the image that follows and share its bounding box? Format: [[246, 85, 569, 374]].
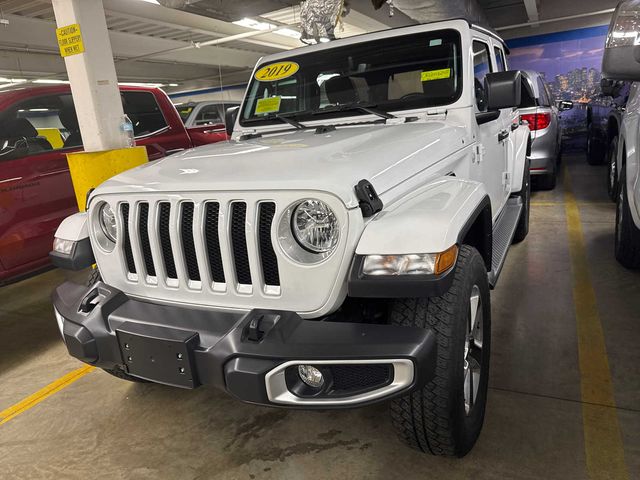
[[52, 281, 437, 408]]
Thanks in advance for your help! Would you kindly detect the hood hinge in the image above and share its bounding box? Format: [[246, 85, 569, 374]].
[[354, 179, 383, 218], [425, 108, 447, 120]]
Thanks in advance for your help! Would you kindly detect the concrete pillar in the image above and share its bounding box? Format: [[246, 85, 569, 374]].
[[51, 0, 128, 152]]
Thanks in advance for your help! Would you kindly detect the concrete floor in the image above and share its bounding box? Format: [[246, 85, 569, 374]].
[[0, 153, 638, 479]]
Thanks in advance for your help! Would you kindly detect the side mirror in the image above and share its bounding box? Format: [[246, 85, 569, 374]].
[[485, 70, 522, 110], [602, 1, 640, 81], [225, 106, 239, 137], [558, 100, 573, 111]]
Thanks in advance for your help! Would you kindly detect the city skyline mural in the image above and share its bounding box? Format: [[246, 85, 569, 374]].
[[506, 25, 611, 150]]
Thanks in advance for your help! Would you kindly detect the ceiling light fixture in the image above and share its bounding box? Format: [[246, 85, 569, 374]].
[[233, 18, 276, 31]]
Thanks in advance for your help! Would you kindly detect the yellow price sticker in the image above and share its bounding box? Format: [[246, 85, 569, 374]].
[[56, 23, 85, 57], [255, 96, 282, 115], [255, 62, 299, 82], [421, 68, 451, 82]]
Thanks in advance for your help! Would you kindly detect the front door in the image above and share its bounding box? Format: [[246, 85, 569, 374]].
[[472, 39, 508, 217]]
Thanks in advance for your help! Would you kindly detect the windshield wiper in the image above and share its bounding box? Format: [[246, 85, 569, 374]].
[[313, 103, 396, 120], [244, 111, 309, 129]]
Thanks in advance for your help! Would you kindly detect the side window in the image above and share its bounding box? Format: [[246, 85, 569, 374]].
[[536, 78, 550, 107], [121, 91, 168, 137], [193, 104, 222, 126], [0, 93, 82, 161], [473, 40, 493, 112], [494, 47, 506, 72]]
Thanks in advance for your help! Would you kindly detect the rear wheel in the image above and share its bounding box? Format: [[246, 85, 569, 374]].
[[536, 167, 557, 191], [607, 136, 619, 202], [86, 268, 149, 383], [586, 126, 604, 165], [615, 168, 640, 268], [390, 246, 491, 457]]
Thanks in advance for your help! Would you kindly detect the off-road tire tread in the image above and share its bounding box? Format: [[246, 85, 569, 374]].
[[389, 246, 483, 456]]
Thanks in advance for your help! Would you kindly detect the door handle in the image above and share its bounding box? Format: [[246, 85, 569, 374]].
[[498, 130, 510, 142]]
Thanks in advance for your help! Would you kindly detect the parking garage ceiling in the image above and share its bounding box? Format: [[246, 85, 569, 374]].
[[0, 0, 623, 94]]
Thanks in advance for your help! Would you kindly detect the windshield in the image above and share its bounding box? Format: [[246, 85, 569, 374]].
[[240, 29, 462, 127]]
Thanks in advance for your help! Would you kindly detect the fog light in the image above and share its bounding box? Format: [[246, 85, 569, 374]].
[[53, 237, 74, 255], [298, 365, 324, 388]]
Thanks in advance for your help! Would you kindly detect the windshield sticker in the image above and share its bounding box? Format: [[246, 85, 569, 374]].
[[429, 39, 443, 47], [255, 96, 282, 114], [255, 61, 300, 82], [421, 68, 451, 82]]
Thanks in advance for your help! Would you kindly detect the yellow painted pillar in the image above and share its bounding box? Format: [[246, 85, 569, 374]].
[[67, 146, 148, 211], [52, 0, 149, 211]]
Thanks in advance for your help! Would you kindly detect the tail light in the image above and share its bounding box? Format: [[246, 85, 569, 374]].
[[520, 112, 551, 131]]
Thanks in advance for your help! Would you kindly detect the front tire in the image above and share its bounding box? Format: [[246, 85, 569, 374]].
[[390, 246, 491, 457], [607, 136, 619, 202], [615, 168, 640, 268]]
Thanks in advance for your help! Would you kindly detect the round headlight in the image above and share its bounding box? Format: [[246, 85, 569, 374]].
[[99, 203, 117, 242], [291, 199, 339, 253]]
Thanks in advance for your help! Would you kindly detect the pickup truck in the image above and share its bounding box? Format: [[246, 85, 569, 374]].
[[51, 20, 530, 457], [0, 84, 227, 285], [601, 1, 640, 268]]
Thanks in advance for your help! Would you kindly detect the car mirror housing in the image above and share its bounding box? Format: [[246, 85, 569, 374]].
[[558, 100, 574, 112], [225, 106, 240, 137], [602, 1, 640, 81], [485, 70, 522, 110]]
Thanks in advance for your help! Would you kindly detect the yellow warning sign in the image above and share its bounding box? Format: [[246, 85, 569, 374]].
[[255, 96, 282, 114], [56, 24, 85, 57], [255, 62, 299, 82], [421, 68, 451, 82]]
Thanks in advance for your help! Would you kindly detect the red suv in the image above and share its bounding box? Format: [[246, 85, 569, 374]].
[[0, 84, 228, 285]]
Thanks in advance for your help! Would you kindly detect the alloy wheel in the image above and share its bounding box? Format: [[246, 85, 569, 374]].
[[464, 285, 483, 416]]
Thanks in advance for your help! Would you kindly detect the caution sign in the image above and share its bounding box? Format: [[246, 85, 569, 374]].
[[56, 24, 85, 57], [421, 68, 451, 82]]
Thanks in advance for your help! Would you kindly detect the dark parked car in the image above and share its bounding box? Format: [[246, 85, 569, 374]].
[[0, 85, 228, 285], [586, 79, 630, 200]]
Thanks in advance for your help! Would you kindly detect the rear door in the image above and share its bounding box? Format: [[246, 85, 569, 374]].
[[0, 92, 79, 276]]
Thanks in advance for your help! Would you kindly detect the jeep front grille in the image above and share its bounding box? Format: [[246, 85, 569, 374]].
[[119, 200, 280, 291], [92, 192, 351, 316]]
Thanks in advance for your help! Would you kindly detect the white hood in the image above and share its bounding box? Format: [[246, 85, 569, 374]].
[[97, 121, 467, 208]]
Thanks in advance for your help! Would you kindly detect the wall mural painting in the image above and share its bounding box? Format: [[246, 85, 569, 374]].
[[507, 25, 609, 151]]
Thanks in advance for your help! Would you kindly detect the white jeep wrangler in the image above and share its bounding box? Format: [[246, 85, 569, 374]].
[[601, 2, 640, 269], [51, 19, 530, 457]]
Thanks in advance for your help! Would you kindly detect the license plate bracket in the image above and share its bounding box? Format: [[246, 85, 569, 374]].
[[116, 322, 200, 389]]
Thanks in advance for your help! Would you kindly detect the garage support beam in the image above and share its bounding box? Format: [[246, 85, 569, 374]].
[[51, 0, 128, 152]]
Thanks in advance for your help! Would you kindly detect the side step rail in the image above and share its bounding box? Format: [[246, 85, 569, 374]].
[[488, 197, 523, 288]]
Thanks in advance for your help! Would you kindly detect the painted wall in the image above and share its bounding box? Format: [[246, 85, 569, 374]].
[[506, 25, 610, 151]]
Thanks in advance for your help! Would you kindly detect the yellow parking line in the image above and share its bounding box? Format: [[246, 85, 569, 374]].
[[563, 167, 629, 480], [0, 365, 95, 426], [532, 201, 612, 207]]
